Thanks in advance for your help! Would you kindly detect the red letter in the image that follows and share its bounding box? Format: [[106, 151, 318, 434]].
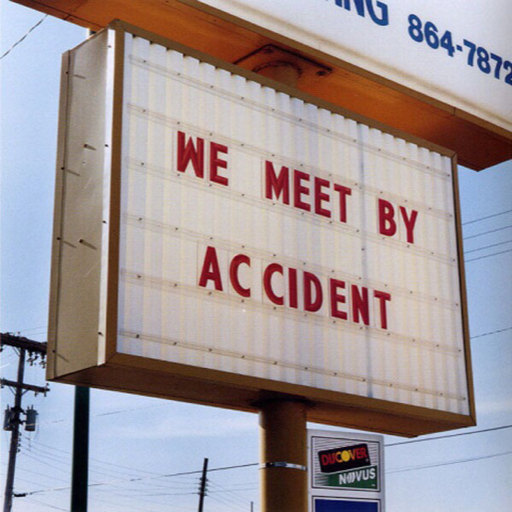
[[294, 170, 311, 212], [263, 263, 284, 305], [333, 184, 352, 223], [177, 131, 204, 178], [210, 141, 229, 186], [289, 268, 299, 309], [330, 279, 348, 320], [378, 198, 397, 237], [400, 206, 419, 244], [198, 246, 223, 291], [304, 272, 323, 312], [314, 177, 331, 218], [265, 161, 290, 204], [351, 285, 370, 326], [230, 254, 251, 297], [374, 290, 391, 329]]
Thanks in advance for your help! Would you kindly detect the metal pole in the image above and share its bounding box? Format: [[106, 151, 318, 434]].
[[259, 400, 308, 512], [3, 348, 26, 512], [198, 457, 209, 512], [71, 386, 90, 512]]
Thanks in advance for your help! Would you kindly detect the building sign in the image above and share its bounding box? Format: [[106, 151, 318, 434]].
[[48, 22, 475, 436], [309, 430, 384, 511], [203, 0, 512, 133]]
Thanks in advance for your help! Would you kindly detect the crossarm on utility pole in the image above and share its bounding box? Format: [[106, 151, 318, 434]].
[[1, 379, 49, 395], [0, 333, 47, 353]]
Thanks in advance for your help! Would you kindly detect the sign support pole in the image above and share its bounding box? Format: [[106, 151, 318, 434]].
[[71, 386, 90, 512], [259, 400, 308, 512]]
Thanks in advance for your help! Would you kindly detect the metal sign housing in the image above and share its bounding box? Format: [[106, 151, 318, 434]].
[[48, 22, 476, 437]]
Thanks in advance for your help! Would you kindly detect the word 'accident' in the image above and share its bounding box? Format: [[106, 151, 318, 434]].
[[175, 130, 424, 330]]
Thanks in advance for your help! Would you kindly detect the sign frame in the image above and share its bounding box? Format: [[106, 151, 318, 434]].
[[48, 21, 476, 437]]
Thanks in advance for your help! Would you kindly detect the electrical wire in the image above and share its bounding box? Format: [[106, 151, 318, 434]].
[[462, 208, 512, 226], [16, 462, 260, 497], [12, 326, 48, 334], [208, 462, 259, 473], [88, 493, 158, 512], [24, 497, 67, 511], [387, 449, 512, 474], [207, 479, 258, 506], [465, 238, 512, 254], [19, 450, 73, 476], [0, 15, 48, 61], [465, 247, 512, 263], [207, 492, 250, 512], [39, 402, 169, 425], [471, 326, 512, 339], [386, 423, 512, 447], [20, 436, 176, 482], [463, 224, 512, 240]]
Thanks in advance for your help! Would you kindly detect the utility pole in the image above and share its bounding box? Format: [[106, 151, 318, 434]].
[[1, 333, 48, 512], [71, 386, 90, 512], [198, 457, 209, 512]]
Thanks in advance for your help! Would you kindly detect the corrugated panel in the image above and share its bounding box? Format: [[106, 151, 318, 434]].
[[116, 33, 468, 415]]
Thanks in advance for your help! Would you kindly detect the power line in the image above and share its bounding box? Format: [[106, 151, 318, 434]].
[[464, 224, 512, 240], [21, 435, 175, 480], [39, 402, 168, 426], [0, 15, 48, 61], [466, 247, 512, 263], [471, 326, 512, 339], [208, 462, 259, 473], [207, 493, 249, 512], [207, 479, 257, 507], [386, 423, 512, 447], [387, 449, 512, 474], [462, 208, 512, 226], [465, 239, 512, 254], [24, 497, 67, 511], [15, 462, 260, 497]]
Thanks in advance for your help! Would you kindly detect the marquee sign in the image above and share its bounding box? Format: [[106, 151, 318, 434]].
[[48, 22, 475, 436]]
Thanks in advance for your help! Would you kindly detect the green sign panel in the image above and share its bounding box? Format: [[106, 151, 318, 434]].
[[327, 465, 379, 490]]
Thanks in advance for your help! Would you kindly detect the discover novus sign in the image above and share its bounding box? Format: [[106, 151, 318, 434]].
[[47, 22, 475, 436], [310, 430, 385, 509]]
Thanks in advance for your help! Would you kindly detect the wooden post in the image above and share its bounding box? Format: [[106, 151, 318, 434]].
[[259, 400, 308, 512]]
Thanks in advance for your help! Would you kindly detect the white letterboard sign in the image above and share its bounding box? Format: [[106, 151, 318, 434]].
[[49, 24, 475, 434]]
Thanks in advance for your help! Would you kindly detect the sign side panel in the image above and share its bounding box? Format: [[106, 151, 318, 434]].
[[47, 50, 72, 380], [49, 31, 110, 378], [452, 157, 477, 423]]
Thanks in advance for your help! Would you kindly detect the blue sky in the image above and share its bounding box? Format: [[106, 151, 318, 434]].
[[1, 1, 511, 511]]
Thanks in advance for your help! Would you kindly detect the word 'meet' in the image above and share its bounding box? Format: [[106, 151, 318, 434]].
[[265, 160, 352, 223], [175, 131, 419, 247], [198, 246, 392, 329]]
